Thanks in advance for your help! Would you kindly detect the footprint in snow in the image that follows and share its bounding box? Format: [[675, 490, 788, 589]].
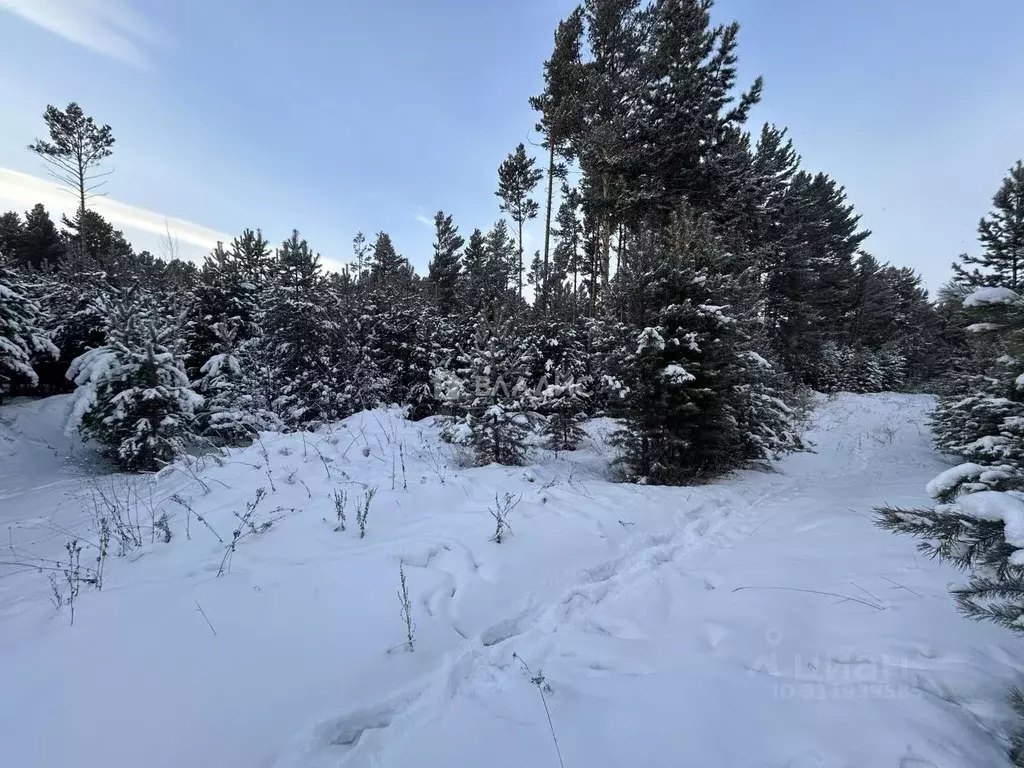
[[481, 614, 527, 647], [273, 690, 421, 768]]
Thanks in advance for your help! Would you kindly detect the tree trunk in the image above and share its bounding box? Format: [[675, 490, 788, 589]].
[[601, 174, 612, 288], [541, 143, 556, 315], [517, 219, 524, 300]]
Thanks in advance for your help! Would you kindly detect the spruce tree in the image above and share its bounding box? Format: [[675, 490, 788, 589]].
[[427, 210, 464, 315], [468, 220, 516, 316], [496, 144, 543, 299], [530, 6, 586, 314]]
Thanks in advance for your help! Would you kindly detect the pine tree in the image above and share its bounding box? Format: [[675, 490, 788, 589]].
[[351, 231, 370, 284], [28, 103, 115, 220], [765, 170, 869, 384], [953, 161, 1024, 290], [66, 289, 200, 471], [638, 0, 763, 218], [551, 183, 584, 319], [734, 349, 803, 464], [62, 209, 135, 283], [427, 210, 464, 315], [363, 291, 436, 415], [370, 231, 413, 293], [230, 228, 274, 286], [262, 231, 341, 428], [462, 228, 491, 313], [0, 263, 58, 400], [19, 204, 64, 270], [467, 220, 516, 316], [530, 6, 587, 314], [0, 212, 22, 266], [184, 234, 264, 381], [577, 0, 645, 285], [875, 344, 908, 391], [496, 144, 543, 300], [805, 172, 871, 344]]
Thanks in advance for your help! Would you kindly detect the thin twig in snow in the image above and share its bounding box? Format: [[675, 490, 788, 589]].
[[513, 653, 565, 768], [731, 585, 885, 611], [849, 581, 883, 604], [880, 574, 923, 598], [195, 601, 218, 636]]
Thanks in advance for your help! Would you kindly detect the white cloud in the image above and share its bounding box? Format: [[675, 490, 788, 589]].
[[0, 167, 228, 258], [0, 0, 158, 67], [414, 211, 433, 227]]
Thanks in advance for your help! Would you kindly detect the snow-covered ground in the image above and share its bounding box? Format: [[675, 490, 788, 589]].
[[0, 393, 1021, 767]]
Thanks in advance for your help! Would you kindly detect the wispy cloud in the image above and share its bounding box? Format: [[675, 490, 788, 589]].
[[414, 210, 433, 227], [0, 0, 159, 67], [0, 167, 228, 254]]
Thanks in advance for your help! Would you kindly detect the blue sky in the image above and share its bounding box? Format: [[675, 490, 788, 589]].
[[0, 0, 1021, 291]]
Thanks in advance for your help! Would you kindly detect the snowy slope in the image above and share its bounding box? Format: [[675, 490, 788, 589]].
[[0, 395, 106, 568], [0, 393, 1021, 768]]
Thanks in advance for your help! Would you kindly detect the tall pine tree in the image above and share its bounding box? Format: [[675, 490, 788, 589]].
[[496, 144, 543, 300]]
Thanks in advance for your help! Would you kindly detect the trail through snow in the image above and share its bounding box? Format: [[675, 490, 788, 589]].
[[0, 393, 1021, 767]]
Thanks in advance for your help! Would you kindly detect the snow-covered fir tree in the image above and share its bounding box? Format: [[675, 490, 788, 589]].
[[460, 310, 531, 467], [193, 322, 280, 446], [611, 210, 757, 484], [877, 284, 1024, 754], [184, 230, 268, 381], [520, 319, 590, 451], [0, 262, 58, 401], [66, 289, 200, 471]]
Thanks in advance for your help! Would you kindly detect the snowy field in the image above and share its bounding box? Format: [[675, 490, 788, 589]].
[[1, 393, 1022, 767]]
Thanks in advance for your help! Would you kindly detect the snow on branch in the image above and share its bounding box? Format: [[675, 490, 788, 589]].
[[963, 286, 1020, 308]]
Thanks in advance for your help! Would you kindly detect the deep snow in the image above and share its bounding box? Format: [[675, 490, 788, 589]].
[[1, 393, 1022, 767]]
